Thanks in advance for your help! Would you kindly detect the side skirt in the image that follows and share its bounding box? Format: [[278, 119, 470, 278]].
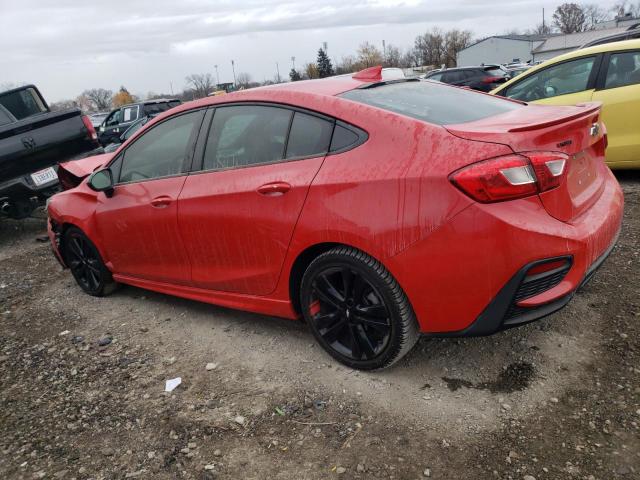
[[112, 274, 298, 320]]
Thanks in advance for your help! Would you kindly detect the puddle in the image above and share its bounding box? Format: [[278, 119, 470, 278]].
[[442, 362, 535, 394]]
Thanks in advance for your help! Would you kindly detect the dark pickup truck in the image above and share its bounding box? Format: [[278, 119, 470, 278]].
[[0, 85, 102, 219]]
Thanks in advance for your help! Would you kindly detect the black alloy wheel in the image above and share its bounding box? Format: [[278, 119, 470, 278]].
[[63, 227, 117, 297], [300, 246, 419, 370]]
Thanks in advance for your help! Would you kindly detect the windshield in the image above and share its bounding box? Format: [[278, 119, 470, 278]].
[[341, 81, 522, 125], [0, 87, 47, 120]]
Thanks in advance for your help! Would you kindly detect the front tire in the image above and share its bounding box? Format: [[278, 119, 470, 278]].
[[63, 227, 117, 297], [300, 246, 419, 370]]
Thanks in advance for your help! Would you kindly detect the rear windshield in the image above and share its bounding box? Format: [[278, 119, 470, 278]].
[[144, 101, 180, 115], [340, 81, 522, 125], [0, 87, 47, 121]]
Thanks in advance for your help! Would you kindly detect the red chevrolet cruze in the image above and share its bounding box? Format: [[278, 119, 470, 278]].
[[47, 67, 623, 370]]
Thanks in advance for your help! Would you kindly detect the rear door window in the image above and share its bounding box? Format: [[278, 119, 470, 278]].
[[604, 51, 640, 89], [203, 105, 292, 170], [0, 87, 47, 120], [341, 81, 522, 125], [285, 112, 333, 159]]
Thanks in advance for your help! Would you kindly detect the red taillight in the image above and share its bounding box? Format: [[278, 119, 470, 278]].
[[482, 76, 504, 83], [81, 115, 98, 142], [450, 152, 568, 203]]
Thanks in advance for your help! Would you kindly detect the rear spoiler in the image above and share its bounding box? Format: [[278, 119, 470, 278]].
[[508, 102, 601, 132]]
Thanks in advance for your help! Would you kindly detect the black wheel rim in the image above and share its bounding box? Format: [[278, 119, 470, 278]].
[[67, 235, 101, 292], [308, 266, 392, 361]]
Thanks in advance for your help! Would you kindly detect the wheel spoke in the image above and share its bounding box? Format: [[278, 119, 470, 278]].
[[357, 316, 391, 333], [314, 275, 345, 309], [68, 259, 82, 271], [320, 318, 348, 344], [88, 269, 100, 289], [348, 324, 362, 359], [86, 259, 101, 275], [352, 274, 367, 304], [355, 325, 376, 359], [356, 304, 388, 320], [314, 311, 340, 330], [71, 237, 84, 258], [341, 268, 354, 298]]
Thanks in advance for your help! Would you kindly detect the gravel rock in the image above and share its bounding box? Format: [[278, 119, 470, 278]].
[[336, 466, 346, 474]]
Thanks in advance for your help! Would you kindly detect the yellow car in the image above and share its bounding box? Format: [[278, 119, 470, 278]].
[[492, 39, 640, 169]]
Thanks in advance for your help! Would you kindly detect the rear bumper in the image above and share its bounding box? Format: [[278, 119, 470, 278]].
[[388, 166, 624, 334], [441, 230, 618, 337]]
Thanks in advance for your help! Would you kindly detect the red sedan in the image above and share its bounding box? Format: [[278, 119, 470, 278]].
[[47, 67, 623, 370]]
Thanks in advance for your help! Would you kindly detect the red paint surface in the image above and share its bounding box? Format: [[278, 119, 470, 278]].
[[47, 75, 624, 334]]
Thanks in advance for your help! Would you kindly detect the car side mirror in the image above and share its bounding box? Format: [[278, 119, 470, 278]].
[[88, 168, 114, 197]]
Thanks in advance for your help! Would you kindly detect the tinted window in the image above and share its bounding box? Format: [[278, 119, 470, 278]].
[[285, 112, 333, 159], [330, 124, 360, 152], [0, 88, 47, 120], [505, 56, 595, 102], [119, 111, 201, 183], [604, 51, 640, 89], [203, 106, 292, 170], [443, 71, 465, 83], [122, 106, 139, 123], [428, 73, 443, 82], [341, 81, 522, 125], [0, 106, 13, 126]]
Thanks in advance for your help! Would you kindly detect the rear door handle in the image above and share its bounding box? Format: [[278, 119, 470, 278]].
[[257, 182, 291, 196], [150, 196, 172, 208]]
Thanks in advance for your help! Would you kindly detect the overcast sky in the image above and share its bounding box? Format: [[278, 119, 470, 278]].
[[0, 0, 622, 102]]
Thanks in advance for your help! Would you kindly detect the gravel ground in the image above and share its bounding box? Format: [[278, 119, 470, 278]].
[[0, 172, 638, 480]]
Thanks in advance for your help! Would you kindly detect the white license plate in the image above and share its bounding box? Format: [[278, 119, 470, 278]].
[[31, 167, 58, 186]]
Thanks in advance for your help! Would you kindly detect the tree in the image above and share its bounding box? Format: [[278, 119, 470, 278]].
[[526, 22, 554, 35], [81, 88, 112, 111], [316, 48, 334, 78], [443, 29, 473, 66], [611, 1, 640, 17], [583, 4, 610, 29], [49, 99, 78, 112], [236, 72, 253, 89], [185, 73, 214, 99], [414, 28, 446, 67], [335, 55, 358, 75], [112, 86, 134, 107], [289, 68, 302, 81], [304, 62, 319, 79], [553, 3, 587, 33], [356, 42, 384, 68]]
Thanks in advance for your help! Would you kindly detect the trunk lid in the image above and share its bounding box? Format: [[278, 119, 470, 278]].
[[445, 102, 607, 223]]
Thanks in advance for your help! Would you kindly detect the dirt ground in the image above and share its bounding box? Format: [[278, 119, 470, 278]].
[[0, 173, 638, 480]]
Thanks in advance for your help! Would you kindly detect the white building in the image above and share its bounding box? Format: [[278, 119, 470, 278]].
[[457, 35, 548, 66], [457, 15, 640, 66]]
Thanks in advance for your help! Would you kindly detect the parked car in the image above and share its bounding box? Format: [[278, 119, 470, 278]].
[[492, 38, 640, 169], [0, 84, 102, 219], [423, 66, 508, 91], [103, 115, 155, 153], [47, 66, 622, 370], [98, 98, 180, 145], [88, 112, 108, 128]]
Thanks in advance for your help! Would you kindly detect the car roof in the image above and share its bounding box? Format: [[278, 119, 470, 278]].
[[493, 38, 640, 94]]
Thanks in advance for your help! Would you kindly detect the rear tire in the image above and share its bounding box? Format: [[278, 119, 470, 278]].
[[300, 246, 419, 370], [63, 227, 118, 297]]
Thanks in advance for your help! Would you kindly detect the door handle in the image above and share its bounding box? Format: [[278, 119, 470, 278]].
[[150, 196, 172, 208], [257, 182, 291, 196]]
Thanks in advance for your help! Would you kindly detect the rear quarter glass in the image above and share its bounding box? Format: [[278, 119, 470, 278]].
[[340, 81, 523, 125]]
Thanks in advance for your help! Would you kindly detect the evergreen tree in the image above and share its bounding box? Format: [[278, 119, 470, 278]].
[[316, 48, 334, 78], [289, 68, 302, 82]]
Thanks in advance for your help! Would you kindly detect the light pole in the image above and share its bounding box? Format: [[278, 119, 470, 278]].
[[214, 65, 219, 87], [291, 56, 296, 71], [276, 62, 281, 83], [231, 60, 236, 88]]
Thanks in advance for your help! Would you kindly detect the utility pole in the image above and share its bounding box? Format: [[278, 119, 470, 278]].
[[214, 65, 220, 87], [276, 62, 281, 83], [291, 56, 296, 71], [542, 8, 545, 33], [382, 39, 386, 64], [169, 81, 174, 95], [231, 60, 236, 88], [323, 41, 328, 54]]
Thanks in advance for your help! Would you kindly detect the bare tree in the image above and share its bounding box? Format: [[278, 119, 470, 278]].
[[584, 4, 611, 29], [356, 41, 384, 68], [335, 55, 358, 75], [49, 99, 78, 112], [611, 1, 640, 17], [443, 29, 473, 66], [82, 88, 113, 111], [304, 62, 319, 79], [526, 23, 554, 35], [235, 72, 253, 89], [414, 28, 446, 67], [553, 3, 587, 33], [185, 73, 214, 99]]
